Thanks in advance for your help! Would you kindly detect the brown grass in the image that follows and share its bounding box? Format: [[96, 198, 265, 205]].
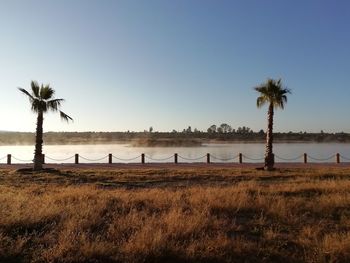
[[1, 166, 350, 262]]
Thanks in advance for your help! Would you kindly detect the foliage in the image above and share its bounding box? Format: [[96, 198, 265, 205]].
[[18, 81, 72, 122], [254, 78, 291, 170], [1, 131, 350, 146], [254, 78, 291, 110], [18, 81, 72, 170]]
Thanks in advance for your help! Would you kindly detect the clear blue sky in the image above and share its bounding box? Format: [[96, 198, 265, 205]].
[[1, 0, 349, 133]]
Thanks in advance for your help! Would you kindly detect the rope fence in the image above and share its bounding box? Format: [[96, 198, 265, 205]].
[[112, 155, 141, 162], [340, 154, 350, 161], [45, 155, 76, 162], [211, 154, 239, 162], [145, 155, 174, 162], [0, 152, 349, 165], [178, 154, 207, 161], [307, 154, 336, 161], [275, 154, 304, 161], [242, 154, 265, 161], [79, 155, 109, 162], [11, 156, 33, 162]]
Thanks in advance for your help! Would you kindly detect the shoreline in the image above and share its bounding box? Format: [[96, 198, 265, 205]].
[[2, 162, 350, 170], [2, 140, 350, 147]]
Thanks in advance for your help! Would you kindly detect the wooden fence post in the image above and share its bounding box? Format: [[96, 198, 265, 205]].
[[108, 153, 112, 164], [336, 153, 340, 164], [42, 154, 45, 164], [239, 153, 243, 164], [141, 153, 145, 164], [174, 153, 178, 164], [304, 153, 307, 164], [7, 154, 11, 165], [75, 154, 79, 164], [207, 153, 210, 164]]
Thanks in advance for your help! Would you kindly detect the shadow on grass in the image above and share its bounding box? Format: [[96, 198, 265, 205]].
[[0, 255, 26, 263], [6, 169, 298, 190], [6, 167, 348, 190], [11, 168, 259, 189]]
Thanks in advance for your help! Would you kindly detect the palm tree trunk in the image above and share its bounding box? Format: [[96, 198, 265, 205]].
[[34, 111, 44, 171], [265, 103, 274, 170]]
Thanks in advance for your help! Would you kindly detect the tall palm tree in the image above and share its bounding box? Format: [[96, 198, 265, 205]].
[[254, 78, 291, 170], [19, 81, 73, 171]]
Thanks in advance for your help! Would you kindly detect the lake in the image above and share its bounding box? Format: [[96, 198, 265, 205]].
[[1, 143, 350, 164]]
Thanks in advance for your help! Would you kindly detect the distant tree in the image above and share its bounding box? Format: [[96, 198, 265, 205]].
[[217, 127, 223, 133], [207, 125, 217, 134], [220, 123, 232, 133], [237, 126, 252, 134], [254, 78, 291, 170], [149, 126, 153, 133], [19, 81, 73, 171], [186, 126, 192, 133]]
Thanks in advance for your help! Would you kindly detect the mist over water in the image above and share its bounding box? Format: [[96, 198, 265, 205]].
[[1, 143, 350, 164]]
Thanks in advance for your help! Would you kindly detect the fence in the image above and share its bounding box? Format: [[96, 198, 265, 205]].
[[1, 153, 350, 165]]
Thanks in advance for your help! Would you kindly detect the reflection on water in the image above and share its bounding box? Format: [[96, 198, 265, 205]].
[[0, 143, 350, 164]]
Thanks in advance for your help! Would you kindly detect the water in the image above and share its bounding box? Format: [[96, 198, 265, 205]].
[[0, 143, 350, 164]]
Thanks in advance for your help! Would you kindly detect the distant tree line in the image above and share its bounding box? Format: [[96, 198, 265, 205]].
[[1, 130, 350, 145], [207, 124, 255, 134]]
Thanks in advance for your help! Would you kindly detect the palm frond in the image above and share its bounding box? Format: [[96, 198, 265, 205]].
[[31, 81, 40, 98], [254, 86, 267, 93], [47, 99, 64, 111], [31, 99, 42, 113], [21, 81, 73, 124], [256, 96, 267, 108], [60, 111, 73, 122], [40, 85, 55, 100], [18, 88, 34, 101], [254, 78, 291, 110]]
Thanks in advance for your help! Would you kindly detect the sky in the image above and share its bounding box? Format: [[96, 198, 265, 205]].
[[0, 0, 349, 133]]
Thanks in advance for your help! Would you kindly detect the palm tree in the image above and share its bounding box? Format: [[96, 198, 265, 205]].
[[254, 78, 291, 170], [19, 81, 73, 171]]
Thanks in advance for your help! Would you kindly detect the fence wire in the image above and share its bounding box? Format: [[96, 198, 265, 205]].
[[242, 154, 264, 161], [45, 155, 75, 162], [145, 155, 174, 161], [340, 154, 350, 161], [112, 155, 141, 161], [79, 155, 109, 162], [210, 154, 239, 162], [275, 154, 304, 161], [307, 154, 336, 161], [11, 156, 33, 162], [178, 154, 207, 161]]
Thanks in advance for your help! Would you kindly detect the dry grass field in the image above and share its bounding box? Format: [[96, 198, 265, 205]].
[[1, 165, 350, 262]]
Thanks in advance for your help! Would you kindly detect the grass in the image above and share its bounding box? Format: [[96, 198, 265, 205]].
[[1, 166, 350, 262]]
